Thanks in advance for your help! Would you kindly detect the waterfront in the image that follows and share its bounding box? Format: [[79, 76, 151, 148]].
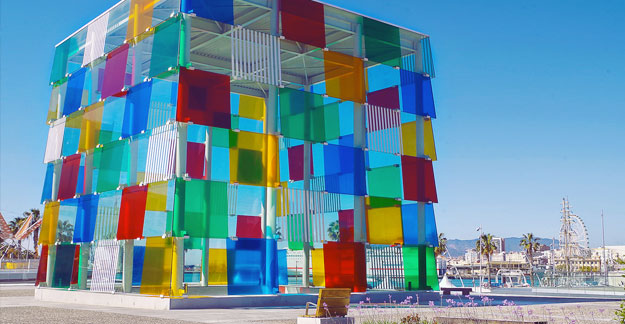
[[1, 283, 621, 323]]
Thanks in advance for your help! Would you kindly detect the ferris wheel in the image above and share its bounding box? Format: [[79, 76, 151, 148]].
[[559, 198, 590, 258]]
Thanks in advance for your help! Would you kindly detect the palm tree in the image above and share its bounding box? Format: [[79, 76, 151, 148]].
[[8, 216, 26, 258], [434, 233, 447, 257], [56, 220, 74, 243], [520, 233, 540, 287], [327, 221, 340, 241], [28, 209, 41, 257], [475, 233, 497, 287]]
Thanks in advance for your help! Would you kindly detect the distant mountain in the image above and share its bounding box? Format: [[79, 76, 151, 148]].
[[445, 237, 558, 257]]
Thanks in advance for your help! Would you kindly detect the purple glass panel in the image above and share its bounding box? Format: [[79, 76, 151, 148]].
[[101, 44, 130, 99]]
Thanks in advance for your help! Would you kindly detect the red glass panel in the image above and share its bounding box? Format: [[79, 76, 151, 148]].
[[187, 142, 206, 179], [117, 185, 148, 240], [323, 242, 366, 292], [280, 0, 326, 48], [367, 86, 399, 109], [401, 156, 438, 203], [35, 245, 49, 286], [236, 215, 263, 239], [70, 245, 80, 285], [287, 144, 313, 182], [177, 67, 231, 128], [338, 209, 354, 243], [57, 154, 82, 201]]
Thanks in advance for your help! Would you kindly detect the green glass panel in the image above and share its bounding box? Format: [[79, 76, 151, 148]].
[[363, 17, 402, 67], [50, 41, 70, 84], [279, 88, 340, 143], [211, 127, 231, 148], [95, 141, 128, 193], [237, 149, 263, 185], [402, 245, 419, 291], [184, 237, 205, 250], [403, 245, 434, 290], [149, 16, 181, 78], [366, 165, 402, 199], [173, 179, 228, 238], [426, 246, 439, 290], [367, 196, 400, 209]]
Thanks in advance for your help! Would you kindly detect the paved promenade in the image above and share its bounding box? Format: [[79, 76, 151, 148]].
[[1, 283, 621, 323]]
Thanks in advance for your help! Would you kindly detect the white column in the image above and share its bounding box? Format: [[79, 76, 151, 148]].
[[77, 243, 90, 289], [122, 240, 134, 292], [172, 123, 187, 295], [263, 0, 280, 241], [201, 127, 212, 286], [352, 22, 367, 243], [414, 46, 427, 246], [45, 160, 63, 286]]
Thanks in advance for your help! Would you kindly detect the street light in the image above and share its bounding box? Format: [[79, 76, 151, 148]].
[[476, 225, 483, 294]]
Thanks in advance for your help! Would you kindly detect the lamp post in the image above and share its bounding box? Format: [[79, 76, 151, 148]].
[[477, 225, 483, 294]]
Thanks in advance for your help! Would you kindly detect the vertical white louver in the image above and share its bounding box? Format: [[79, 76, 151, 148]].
[[365, 104, 403, 155], [44, 118, 66, 163], [231, 26, 282, 86], [83, 12, 110, 66], [90, 240, 121, 293], [144, 123, 178, 184], [277, 188, 328, 243]]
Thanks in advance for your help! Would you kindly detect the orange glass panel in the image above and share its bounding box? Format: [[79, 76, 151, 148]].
[[324, 51, 365, 103], [78, 102, 104, 152], [126, 0, 155, 41]]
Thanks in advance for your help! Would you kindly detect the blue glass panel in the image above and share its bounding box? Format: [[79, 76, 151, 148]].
[[181, 0, 234, 24], [323, 144, 366, 196], [401, 203, 418, 245], [73, 194, 99, 243], [75, 164, 84, 195], [122, 81, 152, 138], [226, 238, 278, 295], [277, 249, 288, 286], [62, 122, 82, 157], [41, 163, 54, 203], [400, 70, 436, 118], [402, 203, 437, 246], [63, 68, 87, 116], [51, 244, 77, 288], [425, 203, 438, 247], [133, 245, 146, 285], [57, 199, 79, 243], [99, 96, 126, 144]]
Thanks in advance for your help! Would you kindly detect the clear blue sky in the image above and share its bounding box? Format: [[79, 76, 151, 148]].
[[1, 0, 623, 247]]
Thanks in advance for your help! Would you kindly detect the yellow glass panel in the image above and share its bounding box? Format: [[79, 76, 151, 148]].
[[207, 248, 228, 285], [146, 181, 168, 211], [324, 51, 366, 103], [266, 132, 279, 187], [311, 249, 325, 287], [78, 102, 104, 152], [367, 206, 403, 245], [239, 95, 265, 121], [140, 237, 173, 296], [38, 202, 60, 245], [276, 185, 291, 217], [66, 110, 84, 128], [230, 131, 280, 187], [126, 0, 155, 41], [424, 119, 437, 161], [402, 121, 417, 157]]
